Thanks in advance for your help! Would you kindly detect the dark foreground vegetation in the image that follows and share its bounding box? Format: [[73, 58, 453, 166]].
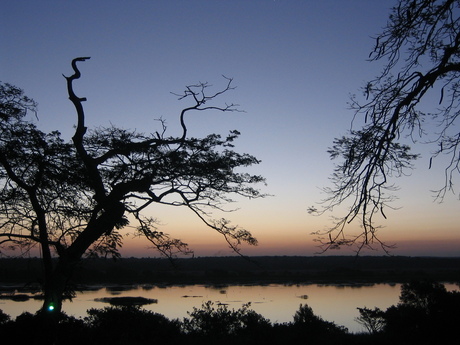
[[1, 281, 459, 345]]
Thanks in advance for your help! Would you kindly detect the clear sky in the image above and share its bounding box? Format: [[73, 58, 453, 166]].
[[1, 0, 459, 257]]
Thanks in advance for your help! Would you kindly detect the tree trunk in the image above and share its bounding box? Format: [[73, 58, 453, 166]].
[[40, 256, 76, 316], [39, 201, 125, 316]]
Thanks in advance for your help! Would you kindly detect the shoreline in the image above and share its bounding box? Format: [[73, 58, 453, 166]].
[[1, 255, 459, 287]]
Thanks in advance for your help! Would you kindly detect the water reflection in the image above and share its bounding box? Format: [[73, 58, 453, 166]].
[[1, 283, 458, 333]]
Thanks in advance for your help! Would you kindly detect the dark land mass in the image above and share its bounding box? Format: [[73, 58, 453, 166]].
[[1, 256, 459, 289]]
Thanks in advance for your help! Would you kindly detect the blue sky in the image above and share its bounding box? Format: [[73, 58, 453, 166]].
[[2, 0, 459, 257]]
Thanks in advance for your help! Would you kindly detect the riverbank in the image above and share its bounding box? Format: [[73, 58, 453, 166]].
[[1, 256, 459, 286]]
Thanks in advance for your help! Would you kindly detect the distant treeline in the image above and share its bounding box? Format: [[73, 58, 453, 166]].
[[1, 256, 459, 286]]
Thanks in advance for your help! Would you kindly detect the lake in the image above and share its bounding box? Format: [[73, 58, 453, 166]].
[[1, 283, 459, 333]]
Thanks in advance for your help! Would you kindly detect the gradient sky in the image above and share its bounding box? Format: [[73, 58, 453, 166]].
[[1, 0, 459, 257]]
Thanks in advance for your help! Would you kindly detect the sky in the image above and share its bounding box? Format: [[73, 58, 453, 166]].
[[1, 0, 459, 257]]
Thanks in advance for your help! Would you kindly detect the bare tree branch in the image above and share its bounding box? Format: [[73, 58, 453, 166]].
[[314, 0, 460, 253]]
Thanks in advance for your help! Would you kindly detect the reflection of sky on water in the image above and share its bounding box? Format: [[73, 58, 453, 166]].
[[2, 284, 459, 333]]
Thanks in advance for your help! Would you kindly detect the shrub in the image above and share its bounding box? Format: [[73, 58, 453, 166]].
[[1, 311, 87, 345], [182, 301, 270, 338], [356, 281, 460, 344], [0, 309, 10, 325], [293, 304, 348, 336], [85, 305, 181, 345], [384, 281, 460, 343], [356, 307, 385, 334]]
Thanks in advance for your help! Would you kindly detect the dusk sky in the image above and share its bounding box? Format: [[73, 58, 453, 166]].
[[2, 0, 459, 257]]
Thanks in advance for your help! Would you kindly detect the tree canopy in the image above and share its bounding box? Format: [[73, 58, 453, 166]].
[[0, 57, 265, 314], [312, 0, 460, 252]]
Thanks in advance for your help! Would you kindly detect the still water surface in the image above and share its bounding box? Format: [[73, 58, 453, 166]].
[[1, 283, 458, 333]]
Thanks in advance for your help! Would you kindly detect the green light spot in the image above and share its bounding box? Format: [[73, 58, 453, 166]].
[[48, 304, 55, 311]]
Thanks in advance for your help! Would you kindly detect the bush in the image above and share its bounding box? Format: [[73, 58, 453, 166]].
[[385, 281, 460, 343], [356, 307, 385, 334], [356, 281, 460, 344], [0, 311, 87, 345], [293, 304, 348, 336], [0, 309, 10, 325], [182, 301, 270, 338], [85, 305, 181, 345]]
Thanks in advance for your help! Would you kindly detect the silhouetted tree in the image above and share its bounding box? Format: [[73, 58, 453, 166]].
[[357, 281, 460, 344], [0, 58, 264, 317], [356, 307, 386, 334], [311, 0, 460, 252], [384, 283, 460, 343]]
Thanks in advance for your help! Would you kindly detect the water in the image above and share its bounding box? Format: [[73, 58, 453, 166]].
[[1, 283, 458, 333]]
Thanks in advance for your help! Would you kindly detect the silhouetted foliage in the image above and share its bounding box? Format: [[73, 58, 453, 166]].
[[182, 301, 271, 337], [385, 281, 460, 343], [0, 311, 88, 345], [357, 281, 460, 344], [180, 302, 349, 344], [85, 305, 181, 345], [0, 309, 9, 324], [0, 58, 264, 316], [312, 0, 460, 252], [292, 303, 348, 341], [356, 306, 385, 334]]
